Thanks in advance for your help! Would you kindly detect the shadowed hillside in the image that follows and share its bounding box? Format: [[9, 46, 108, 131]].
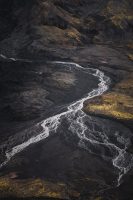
[[0, 1, 133, 200], [0, 0, 133, 57]]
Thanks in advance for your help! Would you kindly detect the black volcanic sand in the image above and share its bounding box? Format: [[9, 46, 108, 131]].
[[1, 112, 132, 197], [0, 60, 98, 142], [0, 132, 115, 190], [0, 45, 133, 200]]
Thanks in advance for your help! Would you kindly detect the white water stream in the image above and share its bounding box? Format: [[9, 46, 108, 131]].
[[0, 59, 133, 187]]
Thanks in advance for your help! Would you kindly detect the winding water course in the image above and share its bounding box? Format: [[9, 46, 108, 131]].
[[0, 61, 133, 187]]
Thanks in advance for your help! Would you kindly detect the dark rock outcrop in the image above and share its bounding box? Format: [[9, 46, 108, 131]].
[[0, 0, 132, 57]]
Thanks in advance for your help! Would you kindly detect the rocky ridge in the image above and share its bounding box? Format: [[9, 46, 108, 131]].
[[0, 1, 133, 200], [0, 0, 133, 57]]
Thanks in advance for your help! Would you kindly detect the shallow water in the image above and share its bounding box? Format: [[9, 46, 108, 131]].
[[0, 61, 133, 192]]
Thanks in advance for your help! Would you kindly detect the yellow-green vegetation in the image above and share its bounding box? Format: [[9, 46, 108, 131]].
[[111, 14, 133, 29], [127, 42, 133, 49], [84, 74, 133, 121], [128, 54, 133, 62], [102, 0, 133, 29], [0, 177, 80, 198], [67, 28, 81, 43], [116, 76, 133, 95], [42, 0, 82, 26], [37, 26, 81, 46], [34, 1, 83, 46], [86, 93, 133, 120], [105, 0, 129, 15]]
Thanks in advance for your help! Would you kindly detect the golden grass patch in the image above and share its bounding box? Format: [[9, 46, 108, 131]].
[[84, 72, 133, 121], [0, 177, 71, 198]]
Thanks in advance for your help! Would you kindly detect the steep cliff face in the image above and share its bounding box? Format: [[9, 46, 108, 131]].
[[0, 0, 132, 56]]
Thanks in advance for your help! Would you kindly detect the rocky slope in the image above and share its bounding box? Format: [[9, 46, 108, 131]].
[[0, 0, 133, 57], [0, 1, 133, 200]]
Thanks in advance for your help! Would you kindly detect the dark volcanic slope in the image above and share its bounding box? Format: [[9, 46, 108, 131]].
[[0, 0, 133, 57], [0, 1, 133, 200]]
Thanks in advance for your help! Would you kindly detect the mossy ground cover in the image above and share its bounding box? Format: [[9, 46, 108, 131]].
[[84, 73, 133, 121], [0, 176, 80, 199]]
